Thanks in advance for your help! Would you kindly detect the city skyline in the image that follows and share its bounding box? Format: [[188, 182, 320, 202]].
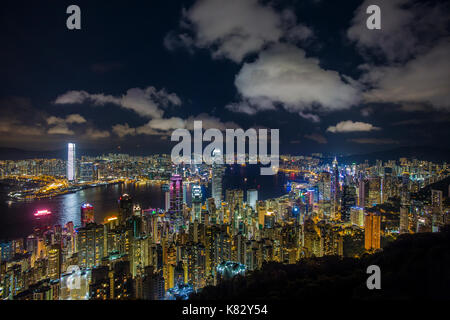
[[0, 0, 449, 306]]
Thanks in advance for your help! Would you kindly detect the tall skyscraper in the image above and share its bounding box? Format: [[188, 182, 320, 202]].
[[211, 148, 223, 208], [331, 157, 340, 219], [192, 185, 202, 222], [247, 189, 258, 210], [169, 174, 183, 221], [118, 194, 133, 224], [364, 211, 381, 250], [67, 143, 76, 182]]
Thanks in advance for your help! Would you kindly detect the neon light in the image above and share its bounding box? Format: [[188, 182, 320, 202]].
[[34, 209, 51, 216]]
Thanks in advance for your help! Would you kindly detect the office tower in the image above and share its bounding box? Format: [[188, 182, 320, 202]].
[[318, 171, 331, 201], [318, 222, 343, 257], [256, 201, 266, 228], [358, 178, 369, 208], [211, 148, 223, 208], [399, 185, 410, 233], [81, 203, 94, 227], [77, 223, 105, 268], [317, 171, 331, 218], [368, 177, 382, 206], [47, 244, 61, 280], [67, 142, 76, 182], [118, 194, 133, 224], [364, 212, 381, 250], [431, 189, 444, 232], [247, 189, 258, 210], [169, 174, 183, 221], [192, 185, 202, 222], [350, 207, 364, 227], [164, 191, 170, 212], [341, 184, 356, 222], [331, 157, 340, 219]]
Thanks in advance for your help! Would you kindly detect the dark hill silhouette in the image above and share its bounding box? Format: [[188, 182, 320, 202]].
[[191, 226, 450, 300]]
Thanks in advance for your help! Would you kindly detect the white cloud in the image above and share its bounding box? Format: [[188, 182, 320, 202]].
[[361, 39, 450, 110], [185, 113, 240, 131], [113, 113, 240, 137], [47, 126, 74, 135], [180, 0, 283, 62], [47, 114, 86, 126], [327, 120, 380, 133], [112, 123, 137, 138], [349, 138, 399, 145], [347, 0, 449, 62], [232, 44, 361, 114], [304, 133, 327, 144], [0, 120, 44, 136], [46, 114, 87, 135], [299, 112, 320, 123], [166, 0, 313, 63], [55, 87, 181, 119], [85, 128, 110, 139]]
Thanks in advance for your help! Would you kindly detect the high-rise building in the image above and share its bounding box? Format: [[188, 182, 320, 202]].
[[81, 203, 94, 227], [211, 148, 223, 208], [67, 143, 76, 182], [367, 177, 382, 206], [169, 174, 183, 221], [48, 244, 61, 280], [192, 185, 202, 222], [247, 189, 258, 210], [118, 194, 133, 224], [331, 157, 340, 219], [364, 211, 381, 250], [77, 223, 105, 268], [350, 206, 364, 227]]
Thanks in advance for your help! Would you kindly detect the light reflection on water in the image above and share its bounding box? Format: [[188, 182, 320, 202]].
[[0, 166, 296, 240]]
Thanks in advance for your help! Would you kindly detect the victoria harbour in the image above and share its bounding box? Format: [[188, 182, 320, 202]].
[[0, 165, 292, 240]]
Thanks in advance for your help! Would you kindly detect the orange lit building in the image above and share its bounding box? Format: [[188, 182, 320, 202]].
[[364, 212, 381, 250]]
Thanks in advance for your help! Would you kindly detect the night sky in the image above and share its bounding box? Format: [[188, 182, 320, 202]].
[[0, 0, 449, 156]]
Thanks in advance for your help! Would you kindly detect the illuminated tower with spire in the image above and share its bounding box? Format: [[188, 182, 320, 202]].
[[331, 157, 340, 219], [211, 148, 223, 209]]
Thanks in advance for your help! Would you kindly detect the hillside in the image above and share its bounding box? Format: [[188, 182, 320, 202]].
[[191, 226, 450, 300]]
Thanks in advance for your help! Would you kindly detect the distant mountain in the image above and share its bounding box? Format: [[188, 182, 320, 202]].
[[0, 147, 109, 160], [2, 145, 450, 162], [334, 146, 450, 164], [0, 147, 64, 160]]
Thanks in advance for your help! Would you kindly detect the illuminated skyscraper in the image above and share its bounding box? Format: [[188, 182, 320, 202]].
[[192, 185, 202, 222], [331, 157, 340, 219], [77, 223, 104, 268], [67, 143, 76, 182], [48, 244, 61, 280], [118, 194, 133, 224], [211, 148, 223, 208], [364, 211, 381, 250], [169, 174, 183, 221], [247, 189, 258, 210], [81, 203, 94, 227]]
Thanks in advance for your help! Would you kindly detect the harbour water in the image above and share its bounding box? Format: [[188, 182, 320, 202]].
[[0, 165, 297, 240]]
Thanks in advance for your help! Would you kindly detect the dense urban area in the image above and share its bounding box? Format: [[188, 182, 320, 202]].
[[0, 143, 449, 300]]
